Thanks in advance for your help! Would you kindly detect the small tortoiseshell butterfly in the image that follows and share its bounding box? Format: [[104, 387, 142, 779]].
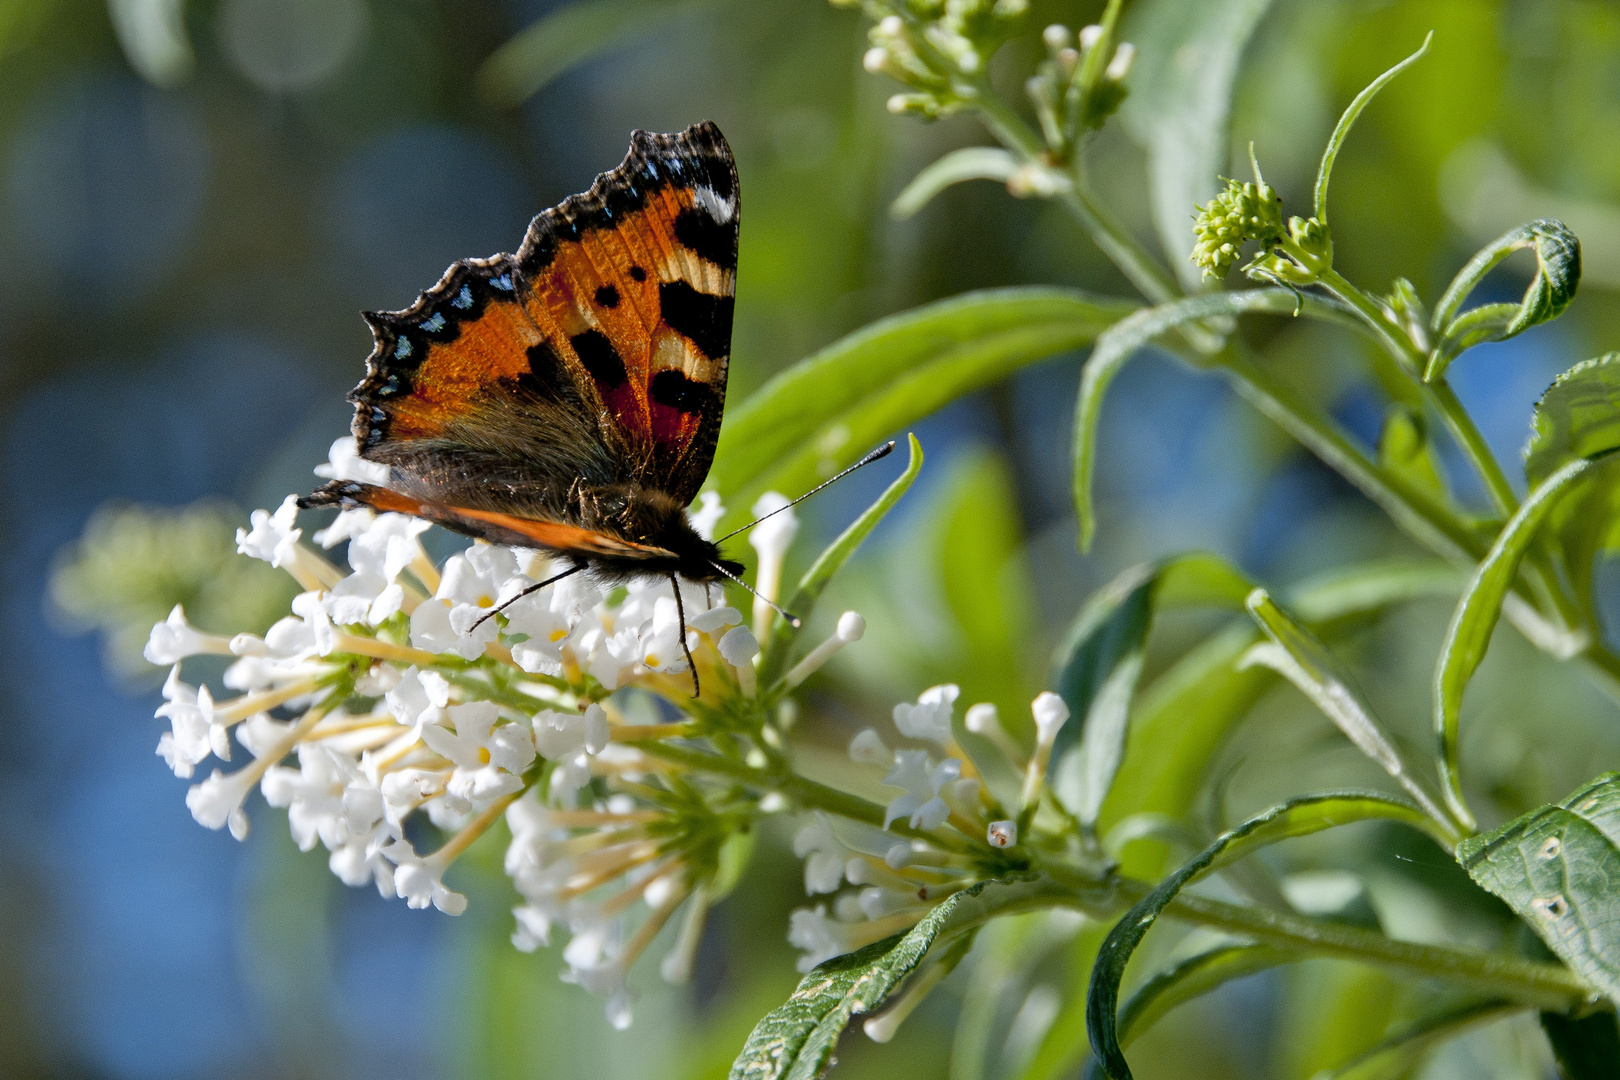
[[302, 122, 885, 689]]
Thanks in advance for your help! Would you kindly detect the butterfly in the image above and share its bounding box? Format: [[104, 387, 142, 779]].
[[302, 122, 881, 692]]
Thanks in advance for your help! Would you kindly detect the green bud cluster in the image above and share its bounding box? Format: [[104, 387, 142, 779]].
[[1191, 176, 1285, 280], [851, 0, 1030, 120], [1026, 13, 1133, 160]]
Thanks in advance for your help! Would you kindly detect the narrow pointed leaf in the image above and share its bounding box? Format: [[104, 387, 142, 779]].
[[1087, 792, 1453, 1080], [1313, 33, 1432, 228], [1074, 289, 1301, 550], [1053, 554, 1253, 824], [1435, 455, 1607, 829], [1457, 772, 1620, 1008], [758, 434, 923, 686], [1244, 588, 1457, 837]]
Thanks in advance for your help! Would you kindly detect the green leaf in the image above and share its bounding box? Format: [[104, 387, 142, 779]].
[[1118, 0, 1275, 289], [1378, 403, 1446, 501], [728, 878, 1069, 1080], [1525, 354, 1620, 487], [1073, 288, 1303, 550], [1456, 771, 1620, 1009], [1435, 455, 1606, 830], [1243, 589, 1459, 838], [1052, 555, 1253, 826], [1100, 558, 1465, 879], [710, 288, 1132, 531], [1314, 998, 1523, 1080], [891, 147, 1021, 220], [476, 0, 715, 106], [1086, 792, 1453, 1080], [758, 434, 923, 688], [1089, 943, 1297, 1073], [1524, 355, 1620, 635], [1313, 33, 1432, 229], [1427, 219, 1582, 380], [1541, 1009, 1620, 1079]]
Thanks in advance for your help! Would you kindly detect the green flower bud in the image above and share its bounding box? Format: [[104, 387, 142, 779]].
[[1191, 177, 1284, 279]]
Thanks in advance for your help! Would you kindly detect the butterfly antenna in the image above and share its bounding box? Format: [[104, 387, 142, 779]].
[[670, 574, 700, 698], [714, 441, 896, 544], [469, 563, 587, 632], [707, 560, 802, 629]]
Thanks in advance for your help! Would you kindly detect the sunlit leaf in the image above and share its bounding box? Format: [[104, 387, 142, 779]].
[[1243, 588, 1458, 838], [757, 434, 923, 687], [1086, 793, 1451, 1080], [711, 287, 1132, 533], [1313, 32, 1432, 229], [1435, 455, 1607, 830], [1052, 554, 1253, 826], [476, 0, 716, 106], [1118, 0, 1275, 288], [1525, 353, 1620, 486], [1427, 219, 1582, 381], [728, 879, 1070, 1080], [1456, 771, 1620, 1008], [1074, 288, 1302, 550]]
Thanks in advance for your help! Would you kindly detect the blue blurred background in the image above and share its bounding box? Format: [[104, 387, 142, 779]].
[[7, 1, 1620, 1077]]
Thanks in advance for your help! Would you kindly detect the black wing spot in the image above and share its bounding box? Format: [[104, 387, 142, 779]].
[[629, 265, 647, 282], [658, 280, 734, 361], [673, 206, 737, 271], [570, 329, 628, 389], [650, 369, 718, 414], [595, 285, 620, 309]]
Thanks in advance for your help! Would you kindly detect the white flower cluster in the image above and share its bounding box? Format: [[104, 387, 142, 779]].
[[142, 438, 825, 1025], [785, 686, 1070, 972]]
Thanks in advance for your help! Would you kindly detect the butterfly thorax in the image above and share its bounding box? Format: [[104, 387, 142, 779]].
[[559, 482, 741, 584]]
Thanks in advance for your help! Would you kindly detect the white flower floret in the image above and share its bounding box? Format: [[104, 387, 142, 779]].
[[185, 766, 256, 840], [317, 510, 430, 625], [385, 666, 449, 733], [560, 921, 635, 1030], [383, 838, 468, 915], [792, 812, 850, 895], [893, 684, 959, 745], [1031, 691, 1070, 744], [987, 820, 1017, 848], [748, 491, 798, 631], [881, 751, 961, 830], [782, 611, 866, 688], [534, 704, 610, 804], [144, 605, 234, 665], [420, 701, 535, 803], [849, 728, 893, 768], [155, 665, 220, 778], [787, 905, 869, 972], [686, 490, 725, 540], [261, 743, 385, 853], [313, 435, 391, 485], [236, 495, 303, 568]]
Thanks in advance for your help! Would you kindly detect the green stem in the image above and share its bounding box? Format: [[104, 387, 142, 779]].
[[970, 89, 1181, 308], [1159, 889, 1592, 1012], [630, 739, 980, 854], [1319, 267, 1521, 519]]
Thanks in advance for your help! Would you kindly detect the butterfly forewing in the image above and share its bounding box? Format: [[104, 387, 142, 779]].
[[513, 123, 737, 504]]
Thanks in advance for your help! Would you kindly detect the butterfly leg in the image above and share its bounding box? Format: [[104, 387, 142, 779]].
[[470, 562, 587, 631], [670, 573, 700, 698]]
